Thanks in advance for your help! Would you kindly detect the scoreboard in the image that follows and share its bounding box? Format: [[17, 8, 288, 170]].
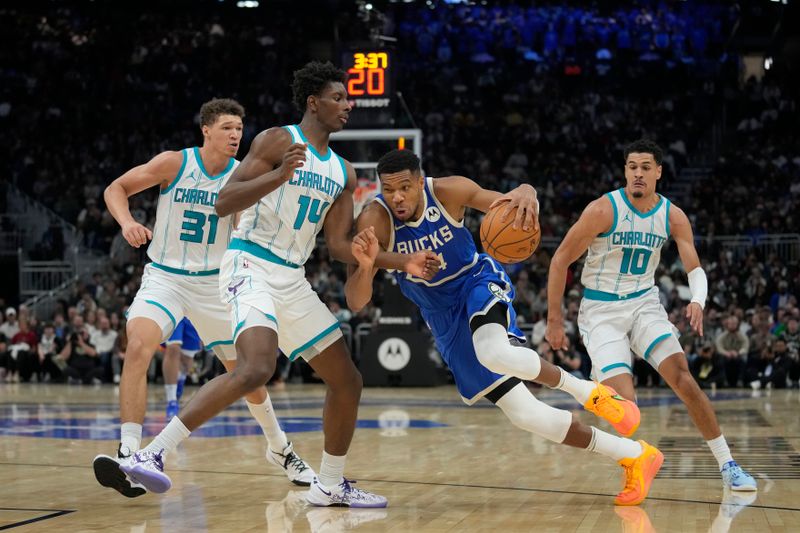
[[342, 49, 395, 126]]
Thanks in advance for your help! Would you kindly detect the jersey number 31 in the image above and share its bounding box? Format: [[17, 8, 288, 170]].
[[180, 210, 219, 244]]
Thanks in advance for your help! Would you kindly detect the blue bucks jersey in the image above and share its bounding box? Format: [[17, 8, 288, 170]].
[[148, 147, 238, 274], [581, 188, 671, 297], [375, 178, 525, 404], [376, 178, 481, 311]]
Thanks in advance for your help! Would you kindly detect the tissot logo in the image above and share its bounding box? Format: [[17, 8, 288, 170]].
[[377, 337, 411, 371], [425, 206, 441, 222]]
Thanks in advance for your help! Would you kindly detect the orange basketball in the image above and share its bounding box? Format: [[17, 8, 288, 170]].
[[480, 204, 541, 264]]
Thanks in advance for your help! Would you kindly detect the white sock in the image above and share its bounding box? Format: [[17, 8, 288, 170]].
[[318, 451, 347, 488], [247, 398, 289, 451], [143, 416, 191, 455], [552, 367, 595, 404], [165, 384, 177, 402], [706, 435, 734, 469], [587, 427, 643, 461], [120, 422, 142, 455]]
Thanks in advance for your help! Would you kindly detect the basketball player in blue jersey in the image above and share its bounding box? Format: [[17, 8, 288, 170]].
[[345, 149, 664, 506], [546, 139, 757, 492], [162, 318, 201, 419], [120, 63, 438, 508], [93, 98, 314, 498]]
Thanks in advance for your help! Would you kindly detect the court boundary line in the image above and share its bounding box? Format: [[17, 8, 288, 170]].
[[1, 462, 797, 513], [0, 509, 75, 530]]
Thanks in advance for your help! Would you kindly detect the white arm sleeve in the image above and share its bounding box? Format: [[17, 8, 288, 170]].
[[687, 267, 708, 309]]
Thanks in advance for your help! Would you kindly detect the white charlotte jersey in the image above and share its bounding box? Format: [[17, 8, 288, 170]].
[[581, 188, 671, 297], [232, 124, 348, 266], [147, 147, 239, 274]]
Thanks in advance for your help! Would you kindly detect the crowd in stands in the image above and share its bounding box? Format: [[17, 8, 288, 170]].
[[2, 1, 797, 389]]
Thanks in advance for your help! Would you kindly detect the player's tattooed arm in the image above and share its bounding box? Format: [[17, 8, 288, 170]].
[[545, 197, 614, 350], [216, 128, 302, 216], [105, 150, 183, 248]]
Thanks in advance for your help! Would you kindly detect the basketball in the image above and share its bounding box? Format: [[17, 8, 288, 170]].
[[480, 204, 541, 264]]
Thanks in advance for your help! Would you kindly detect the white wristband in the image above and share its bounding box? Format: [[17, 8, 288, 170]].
[[687, 267, 707, 309]]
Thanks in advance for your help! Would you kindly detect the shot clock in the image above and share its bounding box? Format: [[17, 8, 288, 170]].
[[342, 49, 395, 126]]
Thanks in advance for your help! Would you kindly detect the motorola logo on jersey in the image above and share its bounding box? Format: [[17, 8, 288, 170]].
[[425, 206, 441, 222], [377, 337, 411, 371], [488, 282, 511, 303]]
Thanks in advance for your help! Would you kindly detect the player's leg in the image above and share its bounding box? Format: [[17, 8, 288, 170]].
[[631, 294, 756, 492], [490, 381, 662, 505], [162, 323, 184, 419], [119, 255, 285, 493], [121, 318, 280, 494], [302, 337, 386, 508], [177, 352, 193, 399], [657, 350, 756, 490], [219, 356, 315, 486], [469, 286, 640, 436], [270, 274, 384, 508], [93, 273, 184, 497]]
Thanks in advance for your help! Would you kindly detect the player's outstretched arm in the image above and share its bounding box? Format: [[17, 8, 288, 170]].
[[670, 204, 706, 336], [215, 128, 302, 217], [104, 150, 183, 248], [434, 176, 538, 231], [545, 197, 613, 349]]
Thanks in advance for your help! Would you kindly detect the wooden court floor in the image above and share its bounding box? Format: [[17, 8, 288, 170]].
[[1, 383, 799, 532]]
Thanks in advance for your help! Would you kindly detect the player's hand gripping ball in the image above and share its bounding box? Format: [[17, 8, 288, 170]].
[[480, 204, 541, 264]]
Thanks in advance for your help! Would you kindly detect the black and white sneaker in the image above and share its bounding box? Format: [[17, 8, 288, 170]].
[[93, 444, 147, 498], [267, 441, 316, 486]]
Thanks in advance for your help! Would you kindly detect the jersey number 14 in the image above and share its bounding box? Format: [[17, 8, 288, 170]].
[[293, 195, 330, 230]]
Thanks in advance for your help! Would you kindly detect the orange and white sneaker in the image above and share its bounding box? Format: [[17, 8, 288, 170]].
[[615, 440, 664, 506], [584, 383, 640, 437]]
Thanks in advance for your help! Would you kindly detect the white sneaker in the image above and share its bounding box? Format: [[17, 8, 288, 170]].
[[92, 444, 147, 498], [120, 449, 172, 493], [267, 441, 315, 486], [306, 477, 388, 508], [307, 507, 388, 533]]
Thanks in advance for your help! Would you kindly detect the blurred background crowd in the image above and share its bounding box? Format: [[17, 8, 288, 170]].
[[1, 0, 798, 391]]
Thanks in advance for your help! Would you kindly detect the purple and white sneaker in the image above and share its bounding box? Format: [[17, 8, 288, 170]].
[[306, 477, 387, 508], [120, 449, 172, 493]]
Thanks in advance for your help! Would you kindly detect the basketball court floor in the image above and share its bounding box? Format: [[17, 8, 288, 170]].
[[1, 383, 798, 532]]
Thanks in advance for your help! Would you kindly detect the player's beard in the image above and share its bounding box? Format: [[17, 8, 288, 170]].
[[632, 191, 644, 198]]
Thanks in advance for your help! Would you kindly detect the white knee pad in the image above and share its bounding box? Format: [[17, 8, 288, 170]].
[[472, 323, 541, 380], [495, 383, 572, 443]]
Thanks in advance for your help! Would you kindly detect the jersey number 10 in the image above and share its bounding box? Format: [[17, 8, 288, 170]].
[[619, 247, 652, 275], [180, 210, 219, 244]]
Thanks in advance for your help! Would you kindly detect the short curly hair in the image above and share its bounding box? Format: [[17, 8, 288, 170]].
[[199, 98, 245, 127], [291, 61, 348, 113]]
